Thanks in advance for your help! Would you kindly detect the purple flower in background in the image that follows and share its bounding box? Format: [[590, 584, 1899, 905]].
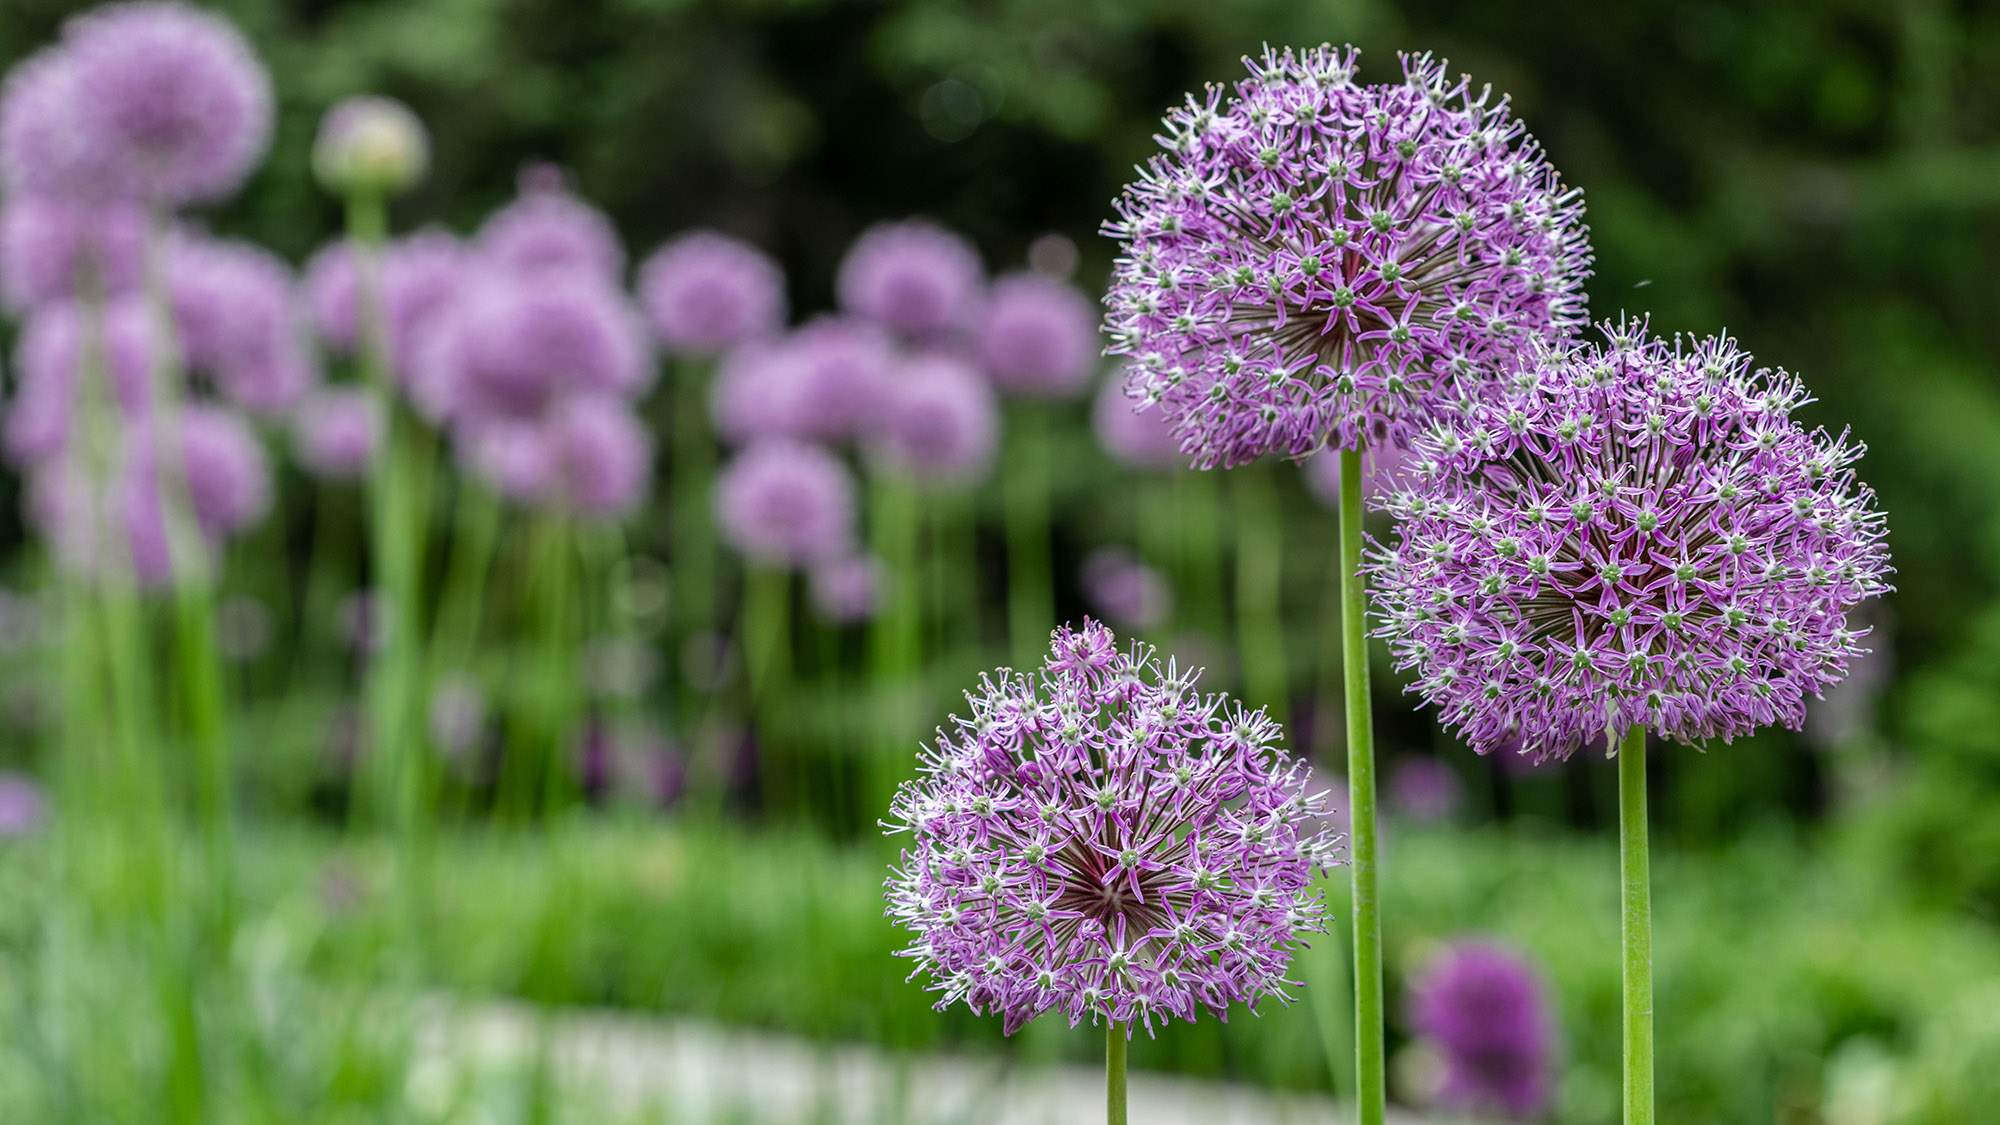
[[179, 403, 273, 538], [477, 164, 624, 283], [312, 95, 429, 197], [0, 772, 46, 838], [809, 553, 883, 624], [1091, 371, 1185, 471], [1408, 941, 1556, 1120], [714, 439, 855, 569], [170, 235, 317, 414], [1301, 442, 1410, 510], [1080, 547, 1174, 631], [4, 294, 158, 468], [0, 196, 146, 313], [1388, 758, 1463, 824], [60, 1, 273, 204], [454, 417, 556, 503], [1368, 320, 1893, 757], [547, 397, 653, 517], [869, 352, 1000, 486], [291, 387, 380, 481], [305, 229, 465, 379], [886, 620, 1340, 1036], [979, 272, 1099, 398], [1104, 46, 1592, 468], [0, 48, 135, 202], [638, 230, 788, 355], [411, 271, 649, 425], [837, 219, 984, 337], [710, 317, 894, 446]]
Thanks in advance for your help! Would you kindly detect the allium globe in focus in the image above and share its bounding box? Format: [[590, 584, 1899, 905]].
[[312, 95, 430, 198], [1408, 941, 1556, 1120], [714, 439, 855, 569], [639, 230, 788, 356], [1103, 46, 1592, 468], [1368, 320, 1893, 756], [837, 219, 984, 337], [978, 272, 1099, 398], [60, 1, 274, 205], [885, 619, 1341, 1036]]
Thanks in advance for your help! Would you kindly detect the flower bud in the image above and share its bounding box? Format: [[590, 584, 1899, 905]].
[[312, 95, 429, 197]]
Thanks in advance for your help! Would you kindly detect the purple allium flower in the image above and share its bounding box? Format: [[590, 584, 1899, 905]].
[[714, 439, 856, 569], [837, 219, 984, 337], [1408, 941, 1556, 1120], [312, 95, 430, 197], [0, 48, 136, 202], [1805, 615, 1892, 750], [979, 272, 1100, 398], [1368, 321, 1893, 756], [179, 403, 273, 537], [1080, 547, 1174, 631], [291, 386, 380, 481], [4, 294, 158, 467], [0, 196, 146, 313], [1301, 442, 1410, 510], [638, 230, 788, 355], [1092, 371, 1185, 471], [869, 352, 1000, 486], [809, 553, 883, 624], [0, 772, 47, 839], [476, 164, 624, 283], [60, 1, 273, 205], [411, 271, 649, 425], [885, 619, 1340, 1036], [547, 397, 653, 517], [1387, 758, 1463, 823], [304, 229, 465, 378], [455, 417, 556, 503], [710, 317, 894, 446], [1103, 46, 1592, 468], [170, 235, 317, 414]]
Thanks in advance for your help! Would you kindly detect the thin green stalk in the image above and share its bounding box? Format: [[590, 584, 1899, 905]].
[[673, 358, 719, 640], [1177, 469, 1226, 640], [1337, 445, 1384, 1125], [431, 482, 503, 678], [869, 476, 922, 684], [742, 566, 792, 806], [1619, 726, 1655, 1125], [1106, 1020, 1128, 1125], [534, 512, 578, 813], [1233, 463, 1287, 726], [1003, 404, 1055, 666]]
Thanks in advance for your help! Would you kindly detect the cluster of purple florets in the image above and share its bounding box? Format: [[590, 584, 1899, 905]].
[[1367, 321, 1893, 755], [886, 620, 1340, 1036], [1408, 941, 1557, 1120], [1104, 46, 1591, 469]]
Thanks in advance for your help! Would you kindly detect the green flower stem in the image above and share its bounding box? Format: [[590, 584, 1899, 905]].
[[672, 358, 719, 647], [1177, 469, 1227, 641], [869, 476, 922, 685], [534, 511, 577, 813], [1620, 725, 1655, 1125], [1138, 477, 1179, 638], [742, 565, 792, 806], [431, 482, 503, 679], [1233, 463, 1288, 726], [1107, 1020, 1128, 1125], [1337, 445, 1384, 1125], [1003, 404, 1055, 667]]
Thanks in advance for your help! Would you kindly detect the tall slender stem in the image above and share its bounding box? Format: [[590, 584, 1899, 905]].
[[1619, 726, 1655, 1125], [1106, 1019, 1128, 1125], [1003, 403, 1054, 667], [742, 566, 791, 807], [1337, 445, 1384, 1125]]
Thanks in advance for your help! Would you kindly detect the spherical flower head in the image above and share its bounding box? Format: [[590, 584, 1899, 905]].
[[979, 272, 1100, 398], [837, 219, 984, 337], [0, 771, 47, 838], [306, 229, 466, 378], [1301, 441, 1410, 509], [61, 2, 274, 204], [1408, 941, 1556, 1120], [710, 317, 894, 446], [1104, 46, 1592, 468], [1080, 547, 1174, 631], [809, 554, 883, 625], [179, 403, 272, 538], [312, 95, 430, 197], [547, 397, 653, 518], [411, 271, 649, 425], [0, 196, 146, 313], [1, 48, 135, 202], [885, 619, 1340, 1037], [638, 230, 788, 355], [5, 295, 158, 468], [170, 235, 317, 414], [1092, 370, 1185, 471], [476, 164, 624, 283], [1368, 320, 1894, 756], [713, 439, 855, 569], [869, 352, 1000, 486], [1387, 758, 1463, 823], [291, 386, 380, 482]]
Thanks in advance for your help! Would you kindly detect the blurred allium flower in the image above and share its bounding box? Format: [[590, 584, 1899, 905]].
[[311, 95, 430, 197], [1387, 758, 1463, 824], [837, 219, 984, 337], [1104, 46, 1592, 468], [4, 294, 158, 468], [291, 386, 380, 481], [1368, 321, 1893, 756], [476, 164, 624, 283], [808, 553, 883, 624], [546, 397, 653, 517], [1408, 941, 1556, 1120], [0, 772, 47, 839], [710, 318, 894, 446], [411, 271, 649, 425], [334, 588, 391, 656], [0, 48, 133, 202], [886, 620, 1340, 1036], [304, 230, 466, 380], [427, 671, 488, 759], [178, 403, 273, 538], [638, 230, 788, 355], [978, 272, 1099, 398], [0, 196, 146, 312], [1092, 371, 1185, 471], [60, 1, 273, 204], [1080, 547, 1174, 631], [1302, 442, 1410, 510], [714, 439, 855, 569], [170, 235, 318, 414], [869, 353, 1000, 486]]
